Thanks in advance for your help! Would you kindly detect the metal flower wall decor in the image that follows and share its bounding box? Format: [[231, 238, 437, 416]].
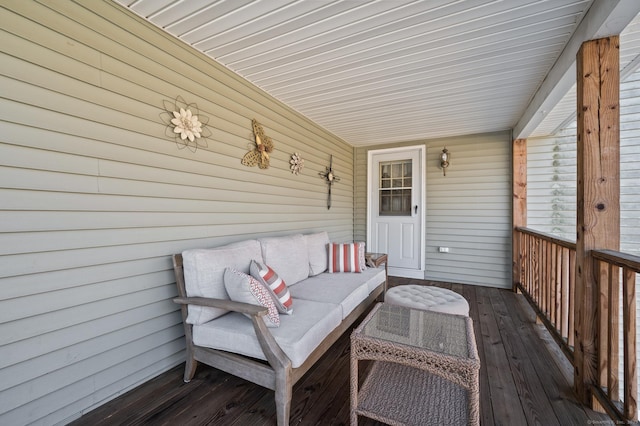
[[172, 108, 202, 142], [290, 153, 304, 175], [242, 119, 274, 169], [161, 96, 211, 152]]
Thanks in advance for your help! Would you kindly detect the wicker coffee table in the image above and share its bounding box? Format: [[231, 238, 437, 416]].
[[350, 302, 480, 426]]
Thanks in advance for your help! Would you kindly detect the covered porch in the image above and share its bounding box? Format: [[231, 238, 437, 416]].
[[3, 1, 640, 425], [70, 278, 610, 425]]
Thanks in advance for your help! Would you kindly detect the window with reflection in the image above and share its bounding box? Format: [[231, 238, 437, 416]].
[[379, 160, 412, 216]]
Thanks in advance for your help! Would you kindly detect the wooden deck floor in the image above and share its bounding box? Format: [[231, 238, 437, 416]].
[[71, 278, 611, 425]]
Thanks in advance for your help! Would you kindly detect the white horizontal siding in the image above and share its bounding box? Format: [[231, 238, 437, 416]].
[[355, 131, 512, 288], [620, 70, 640, 254], [0, 1, 354, 425], [528, 67, 640, 254], [527, 125, 577, 240]]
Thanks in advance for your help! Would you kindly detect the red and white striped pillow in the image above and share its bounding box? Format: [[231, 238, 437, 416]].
[[250, 260, 293, 314], [328, 242, 363, 273]]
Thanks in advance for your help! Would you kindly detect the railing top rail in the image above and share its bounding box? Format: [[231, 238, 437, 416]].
[[591, 249, 640, 272], [515, 226, 576, 250]]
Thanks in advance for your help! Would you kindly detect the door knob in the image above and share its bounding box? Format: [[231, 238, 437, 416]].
[[414, 205, 418, 214]]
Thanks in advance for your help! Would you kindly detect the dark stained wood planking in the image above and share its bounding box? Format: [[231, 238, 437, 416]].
[[70, 278, 611, 426], [459, 282, 495, 426], [476, 286, 528, 425], [488, 286, 559, 425]]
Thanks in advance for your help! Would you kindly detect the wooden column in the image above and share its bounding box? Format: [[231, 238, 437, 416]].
[[574, 36, 620, 406], [513, 139, 527, 292]]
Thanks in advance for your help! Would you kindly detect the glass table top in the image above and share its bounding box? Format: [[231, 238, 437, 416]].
[[361, 303, 471, 358]]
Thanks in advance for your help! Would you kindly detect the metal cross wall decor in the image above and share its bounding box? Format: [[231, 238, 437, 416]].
[[319, 155, 340, 209]]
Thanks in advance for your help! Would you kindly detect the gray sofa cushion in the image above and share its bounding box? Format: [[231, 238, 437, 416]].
[[289, 267, 386, 319], [182, 240, 263, 324], [304, 232, 330, 276], [192, 299, 342, 368], [259, 234, 310, 286]]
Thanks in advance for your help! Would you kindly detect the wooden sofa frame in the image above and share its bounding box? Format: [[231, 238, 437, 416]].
[[172, 253, 385, 426]]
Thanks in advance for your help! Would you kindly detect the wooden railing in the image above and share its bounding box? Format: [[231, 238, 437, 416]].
[[591, 249, 638, 421], [514, 227, 576, 360], [514, 227, 639, 422]]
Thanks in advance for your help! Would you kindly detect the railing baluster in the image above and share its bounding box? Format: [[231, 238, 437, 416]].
[[529, 233, 533, 295], [596, 260, 610, 397], [547, 241, 556, 318], [569, 249, 576, 348], [547, 240, 552, 317], [533, 234, 536, 294], [550, 242, 557, 326], [524, 233, 528, 292], [561, 247, 570, 341], [542, 239, 548, 317], [555, 244, 562, 331], [623, 267, 637, 420], [607, 263, 618, 402]]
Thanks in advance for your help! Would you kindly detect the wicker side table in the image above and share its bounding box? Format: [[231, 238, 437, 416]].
[[350, 303, 480, 426]]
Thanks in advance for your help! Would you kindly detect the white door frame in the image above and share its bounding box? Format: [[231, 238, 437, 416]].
[[367, 145, 426, 278]]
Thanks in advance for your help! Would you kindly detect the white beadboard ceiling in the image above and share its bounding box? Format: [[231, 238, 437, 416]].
[[115, 0, 640, 146], [530, 12, 640, 137]]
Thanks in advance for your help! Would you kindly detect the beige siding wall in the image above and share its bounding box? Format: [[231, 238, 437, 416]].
[[355, 131, 512, 288], [0, 2, 354, 424]]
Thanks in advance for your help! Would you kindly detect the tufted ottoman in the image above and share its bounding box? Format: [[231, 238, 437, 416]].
[[385, 284, 469, 316]]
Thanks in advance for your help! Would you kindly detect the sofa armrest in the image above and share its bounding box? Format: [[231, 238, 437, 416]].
[[174, 296, 291, 374], [173, 297, 268, 317]]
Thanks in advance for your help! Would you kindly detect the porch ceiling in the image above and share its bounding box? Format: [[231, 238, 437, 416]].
[[115, 0, 640, 146], [530, 12, 640, 137]]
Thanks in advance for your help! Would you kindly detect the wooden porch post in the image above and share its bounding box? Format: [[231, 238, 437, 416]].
[[513, 139, 527, 292], [574, 36, 620, 406]]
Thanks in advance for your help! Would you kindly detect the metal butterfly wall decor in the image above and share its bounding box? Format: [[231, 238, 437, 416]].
[[242, 119, 274, 169]]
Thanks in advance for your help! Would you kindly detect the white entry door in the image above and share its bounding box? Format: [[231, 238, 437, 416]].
[[368, 146, 425, 278]]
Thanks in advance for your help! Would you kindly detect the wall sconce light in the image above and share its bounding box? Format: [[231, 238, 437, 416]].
[[440, 147, 450, 176]]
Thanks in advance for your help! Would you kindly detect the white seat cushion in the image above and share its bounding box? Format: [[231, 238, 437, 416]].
[[192, 299, 342, 368], [385, 285, 469, 316], [289, 267, 385, 319]]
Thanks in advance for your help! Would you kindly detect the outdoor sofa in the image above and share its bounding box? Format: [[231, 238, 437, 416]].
[[172, 232, 386, 425]]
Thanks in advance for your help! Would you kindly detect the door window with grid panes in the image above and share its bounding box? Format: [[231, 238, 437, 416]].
[[379, 160, 412, 216]]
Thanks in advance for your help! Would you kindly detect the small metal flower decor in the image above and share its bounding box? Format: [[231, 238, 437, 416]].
[[319, 155, 340, 209], [161, 96, 211, 152], [290, 153, 304, 175], [242, 119, 274, 169]]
